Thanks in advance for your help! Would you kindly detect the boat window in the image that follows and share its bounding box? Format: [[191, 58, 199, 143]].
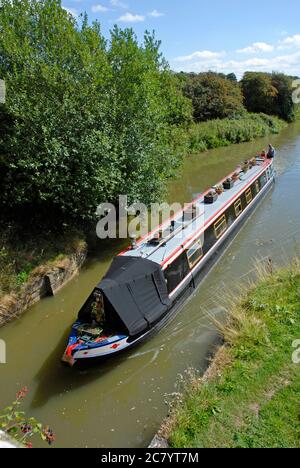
[[186, 239, 203, 269], [259, 173, 267, 188], [245, 188, 252, 205], [214, 215, 227, 239], [164, 253, 190, 294], [234, 199, 243, 217], [255, 180, 260, 193]]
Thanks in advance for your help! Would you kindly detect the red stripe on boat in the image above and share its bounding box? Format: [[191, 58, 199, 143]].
[[161, 160, 271, 268], [66, 343, 80, 357]]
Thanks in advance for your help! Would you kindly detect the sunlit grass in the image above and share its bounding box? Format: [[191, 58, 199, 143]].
[[167, 259, 300, 448], [187, 113, 287, 154]]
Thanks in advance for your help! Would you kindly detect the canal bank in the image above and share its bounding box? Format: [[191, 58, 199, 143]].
[[0, 121, 300, 448], [0, 241, 87, 328], [154, 259, 300, 448]]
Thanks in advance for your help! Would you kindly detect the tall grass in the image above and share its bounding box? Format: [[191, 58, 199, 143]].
[[294, 104, 300, 121], [187, 113, 287, 154], [166, 259, 300, 448]]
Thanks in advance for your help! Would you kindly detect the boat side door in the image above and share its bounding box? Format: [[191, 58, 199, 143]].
[[164, 252, 190, 295]]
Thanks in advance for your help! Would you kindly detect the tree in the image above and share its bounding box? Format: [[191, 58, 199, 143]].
[[0, 1, 192, 223], [0, 0, 114, 221], [271, 73, 295, 122], [226, 73, 238, 82], [183, 71, 245, 122], [241, 71, 295, 121], [241, 72, 278, 114]]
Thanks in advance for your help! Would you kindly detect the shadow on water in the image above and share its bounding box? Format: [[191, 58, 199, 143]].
[[31, 292, 215, 409], [30, 237, 134, 408], [31, 328, 142, 409]]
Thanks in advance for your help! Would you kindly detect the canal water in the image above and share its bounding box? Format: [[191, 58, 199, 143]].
[[1, 122, 300, 448]]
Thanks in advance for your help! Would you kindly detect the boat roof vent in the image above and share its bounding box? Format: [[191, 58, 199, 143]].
[[148, 229, 168, 246], [204, 191, 218, 205]]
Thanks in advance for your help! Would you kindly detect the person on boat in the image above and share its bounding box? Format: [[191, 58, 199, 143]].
[[261, 150, 267, 158], [267, 144, 276, 159], [91, 291, 105, 327]]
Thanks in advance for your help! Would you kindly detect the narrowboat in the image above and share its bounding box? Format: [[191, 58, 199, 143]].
[[62, 156, 275, 366]]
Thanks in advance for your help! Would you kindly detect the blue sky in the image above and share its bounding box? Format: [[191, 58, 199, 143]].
[[63, 0, 300, 78]]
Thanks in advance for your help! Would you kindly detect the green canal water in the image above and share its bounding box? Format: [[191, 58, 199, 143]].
[[1, 122, 300, 448]]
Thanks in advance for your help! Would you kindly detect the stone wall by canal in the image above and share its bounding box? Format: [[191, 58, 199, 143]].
[[0, 243, 87, 328]]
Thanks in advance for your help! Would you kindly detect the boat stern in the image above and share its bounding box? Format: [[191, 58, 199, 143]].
[[61, 352, 76, 367], [61, 322, 130, 366], [61, 324, 81, 366]]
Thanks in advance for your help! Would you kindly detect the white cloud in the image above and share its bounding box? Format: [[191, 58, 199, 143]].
[[91, 4, 109, 13], [110, 0, 127, 8], [279, 34, 300, 49], [237, 42, 274, 54], [171, 32, 300, 78], [174, 50, 225, 63], [62, 6, 78, 17], [149, 10, 164, 18], [171, 50, 300, 79], [117, 12, 145, 23]]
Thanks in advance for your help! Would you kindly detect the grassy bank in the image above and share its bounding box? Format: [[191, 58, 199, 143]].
[[187, 113, 287, 154], [166, 260, 300, 448], [0, 224, 86, 299]]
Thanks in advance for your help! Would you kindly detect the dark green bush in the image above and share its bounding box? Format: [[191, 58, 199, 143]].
[[182, 72, 245, 122], [241, 72, 295, 122]]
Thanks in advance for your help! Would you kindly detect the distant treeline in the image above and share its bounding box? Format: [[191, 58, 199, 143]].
[[0, 0, 298, 225], [178, 71, 298, 123]]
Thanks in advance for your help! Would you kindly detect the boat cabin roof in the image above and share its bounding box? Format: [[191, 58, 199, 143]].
[[96, 256, 171, 336], [121, 159, 272, 268]]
